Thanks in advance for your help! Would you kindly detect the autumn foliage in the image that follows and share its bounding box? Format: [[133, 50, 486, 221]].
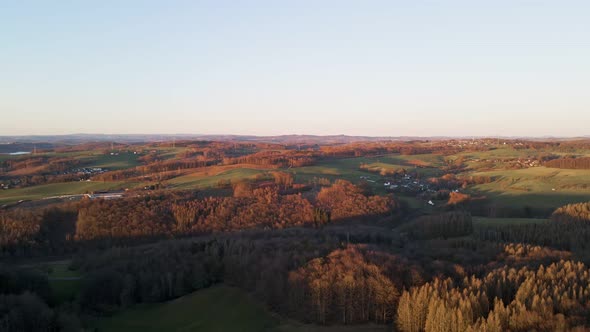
[[288, 246, 399, 324]]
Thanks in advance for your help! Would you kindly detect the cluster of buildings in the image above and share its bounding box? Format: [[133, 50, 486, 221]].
[[84, 191, 125, 200], [361, 174, 435, 194], [471, 157, 540, 169], [383, 174, 433, 194], [72, 167, 107, 175]]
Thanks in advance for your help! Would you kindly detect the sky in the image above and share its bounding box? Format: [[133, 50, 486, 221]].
[[1, 1, 589, 137]]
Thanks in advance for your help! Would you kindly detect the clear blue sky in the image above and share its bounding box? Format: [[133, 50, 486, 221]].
[[1, 1, 589, 137]]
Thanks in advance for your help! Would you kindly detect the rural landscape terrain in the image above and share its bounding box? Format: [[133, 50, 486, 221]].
[[1, 135, 589, 331], [3, 1, 590, 330]]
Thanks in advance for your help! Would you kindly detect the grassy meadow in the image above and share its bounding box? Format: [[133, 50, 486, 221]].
[[290, 154, 441, 191], [46, 262, 83, 304], [92, 286, 278, 332], [166, 167, 271, 190], [77, 152, 141, 170], [467, 167, 590, 209]]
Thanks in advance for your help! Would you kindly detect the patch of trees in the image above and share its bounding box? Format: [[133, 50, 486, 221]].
[[544, 156, 590, 169], [78, 246, 223, 312], [0, 266, 80, 331], [359, 163, 411, 177], [447, 192, 472, 206], [316, 180, 398, 221], [167, 187, 316, 234], [321, 143, 399, 158], [0, 292, 79, 332], [401, 212, 473, 240], [0, 206, 77, 256], [91, 168, 141, 181], [75, 196, 175, 241], [473, 202, 590, 257], [475, 221, 590, 256], [552, 202, 590, 223], [0, 181, 400, 256], [0, 266, 52, 302], [72, 231, 342, 315], [466, 199, 555, 218], [0, 156, 80, 175], [271, 171, 294, 189], [0, 209, 42, 248], [288, 246, 399, 324], [222, 150, 316, 167], [72, 237, 415, 325], [397, 260, 590, 331], [498, 243, 571, 266], [427, 174, 462, 191], [461, 175, 493, 185]]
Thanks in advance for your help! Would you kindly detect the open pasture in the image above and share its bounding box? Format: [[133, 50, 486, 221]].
[[468, 167, 590, 209], [0, 181, 135, 205], [92, 285, 278, 332], [166, 166, 271, 190], [77, 151, 141, 170]]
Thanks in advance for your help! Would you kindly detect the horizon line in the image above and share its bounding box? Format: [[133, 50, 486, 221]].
[[0, 133, 588, 140]]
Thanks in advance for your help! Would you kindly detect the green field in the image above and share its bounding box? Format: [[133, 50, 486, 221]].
[[158, 147, 191, 160], [467, 167, 590, 209], [456, 146, 590, 160], [92, 286, 278, 332], [167, 168, 269, 190], [19, 260, 82, 304], [0, 181, 136, 204], [78, 152, 140, 170], [290, 154, 441, 192], [378, 153, 445, 167], [46, 261, 82, 304]]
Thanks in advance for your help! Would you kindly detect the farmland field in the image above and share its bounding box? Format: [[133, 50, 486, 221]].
[[46, 261, 82, 304], [167, 167, 271, 189], [18, 260, 82, 304], [456, 147, 590, 160], [467, 167, 590, 209], [78, 152, 141, 170], [0, 181, 136, 204]]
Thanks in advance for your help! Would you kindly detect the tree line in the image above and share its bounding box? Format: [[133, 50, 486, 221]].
[[0, 180, 399, 257], [544, 156, 590, 169]]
